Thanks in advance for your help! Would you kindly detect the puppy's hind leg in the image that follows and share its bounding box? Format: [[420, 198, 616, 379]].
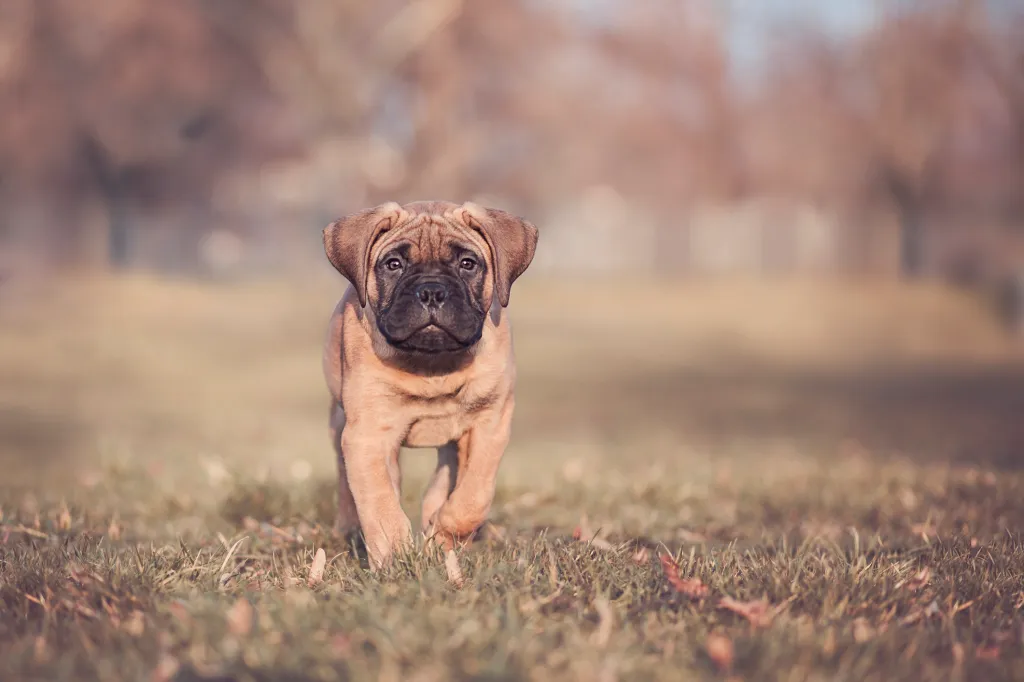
[[330, 400, 361, 534], [420, 440, 459, 533]]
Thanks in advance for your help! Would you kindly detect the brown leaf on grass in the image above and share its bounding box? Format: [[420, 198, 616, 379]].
[[307, 548, 327, 587], [898, 566, 931, 592], [123, 611, 146, 637], [152, 655, 180, 682], [590, 596, 614, 648], [33, 635, 47, 663], [167, 601, 191, 627], [330, 634, 353, 660], [226, 598, 253, 637], [911, 521, 937, 541], [719, 596, 774, 627], [822, 628, 837, 655], [659, 553, 708, 598], [677, 528, 709, 544], [57, 503, 71, 531], [573, 515, 614, 550], [852, 617, 875, 643], [444, 549, 465, 588], [976, 645, 1001, 660], [705, 633, 734, 672]]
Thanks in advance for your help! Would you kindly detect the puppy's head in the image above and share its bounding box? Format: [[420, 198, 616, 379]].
[[323, 200, 538, 355]]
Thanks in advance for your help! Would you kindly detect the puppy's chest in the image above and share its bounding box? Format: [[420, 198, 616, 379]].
[[400, 382, 497, 448]]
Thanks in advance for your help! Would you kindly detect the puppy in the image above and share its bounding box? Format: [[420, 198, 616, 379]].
[[321, 200, 538, 568]]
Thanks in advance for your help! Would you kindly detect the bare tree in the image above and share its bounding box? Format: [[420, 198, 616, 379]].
[[0, 0, 295, 269]]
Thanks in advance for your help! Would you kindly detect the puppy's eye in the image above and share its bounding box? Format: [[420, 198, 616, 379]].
[[460, 258, 477, 271], [384, 258, 403, 271]]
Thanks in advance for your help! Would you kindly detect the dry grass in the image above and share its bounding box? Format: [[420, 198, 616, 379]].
[[1, 272, 1023, 681]]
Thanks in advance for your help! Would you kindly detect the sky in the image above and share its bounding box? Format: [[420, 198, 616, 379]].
[[571, 0, 1019, 86], [726, 0, 880, 81]]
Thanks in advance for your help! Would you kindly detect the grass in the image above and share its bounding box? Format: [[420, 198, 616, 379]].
[[2, 271, 1024, 681]]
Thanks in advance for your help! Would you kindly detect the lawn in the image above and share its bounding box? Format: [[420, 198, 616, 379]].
[[1, 272, 1023, 681]]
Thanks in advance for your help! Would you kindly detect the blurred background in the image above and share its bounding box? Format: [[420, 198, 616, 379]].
[[1, 0, 1023, 500]]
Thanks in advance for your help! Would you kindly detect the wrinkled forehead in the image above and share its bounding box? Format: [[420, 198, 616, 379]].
[[371, 213, 490, 263]]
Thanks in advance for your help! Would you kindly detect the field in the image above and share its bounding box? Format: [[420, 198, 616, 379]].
[[2, 271, 1024, 681]]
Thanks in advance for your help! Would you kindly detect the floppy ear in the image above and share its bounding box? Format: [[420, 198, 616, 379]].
[[322, 202, 402, 307], [460, 202, 539, 307]]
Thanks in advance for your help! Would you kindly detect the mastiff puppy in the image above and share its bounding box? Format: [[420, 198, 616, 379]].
[[321, 200, 538, 569]]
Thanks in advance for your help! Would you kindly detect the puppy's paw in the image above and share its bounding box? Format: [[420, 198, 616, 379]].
[[423, 513, 457, 553], [423, 503, 486, 552], [363, 517, 414, 571]]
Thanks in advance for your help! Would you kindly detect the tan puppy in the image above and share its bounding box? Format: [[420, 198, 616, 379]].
[[321, 200, 538, 569]]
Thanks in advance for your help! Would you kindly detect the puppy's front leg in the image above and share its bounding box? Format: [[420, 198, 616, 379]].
[[340, 424, 411, 569], [428, 397, 513, 547]]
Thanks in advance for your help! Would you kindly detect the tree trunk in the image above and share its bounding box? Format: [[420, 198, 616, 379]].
[[79, 135, 132, 270], [882, 166, 927, 279], [898, 204, 925, 278]]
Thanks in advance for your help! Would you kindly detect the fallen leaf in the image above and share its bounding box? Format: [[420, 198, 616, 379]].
[[562, 457, 585, 483], [123, 611, 146, 637], [852, 617, 875, 643], [719, 596, 774, 627], [822, 628, 836, 656], [307, 548, 327, 587], [444, 549, 464, 588], [590, 596, 614, 648], [706, 633, 734, 671], [330, 634, 353, 659], [660, 553, 709, 599], [899, 608, 924, 626], [911, 521, 937, 541], [677, 528, 709, 544], [167, 601, 191, 626], [902, 566, 930, 592], [547, 548, 559, 589], [152, 655, 180, 682], [57, 504, 71, 531], [976, 645, 1000, 660], [226, 598, 253, 637], [33, 635, 47, 663], [573, 515, 614, 550], [632, 547, 651, 565]]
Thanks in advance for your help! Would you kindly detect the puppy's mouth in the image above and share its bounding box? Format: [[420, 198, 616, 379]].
[[381, 322, 480, 354]]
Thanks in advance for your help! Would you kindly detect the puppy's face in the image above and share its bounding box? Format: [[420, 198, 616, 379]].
[[369, 221, 490, 354], [324, 201, 538, 357]]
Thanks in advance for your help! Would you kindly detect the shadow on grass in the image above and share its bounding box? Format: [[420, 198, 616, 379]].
[[517, 362, 1024, 469]]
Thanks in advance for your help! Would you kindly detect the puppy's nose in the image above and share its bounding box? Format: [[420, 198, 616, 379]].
[[415, 282, 448, 308]]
